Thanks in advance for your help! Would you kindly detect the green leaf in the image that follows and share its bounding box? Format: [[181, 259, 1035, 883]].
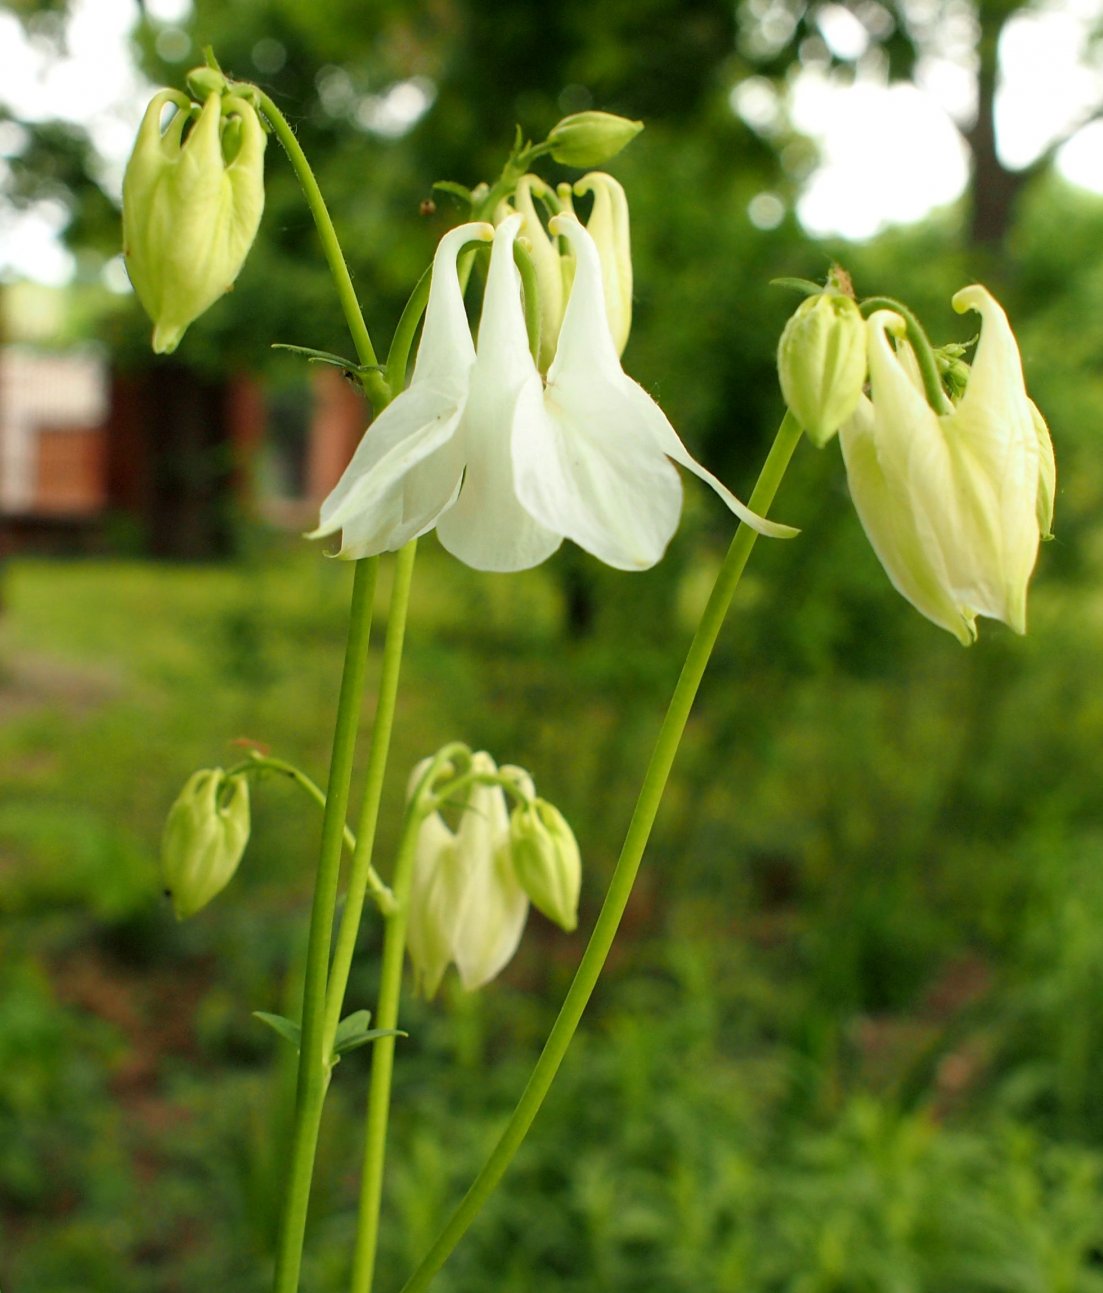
[[253, 1011, 301, 1049], [332, 1008, 407, 1058], [271, 343, 382, 383], [770, 277, 823, 298], [432, 180, 474, 205]]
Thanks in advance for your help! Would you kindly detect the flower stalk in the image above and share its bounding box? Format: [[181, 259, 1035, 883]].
[[398, 410, 804, 1293]]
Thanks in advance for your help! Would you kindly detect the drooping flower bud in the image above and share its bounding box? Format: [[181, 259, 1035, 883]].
[[122, 87, 266, 354], [406, 752, 530, 998], [161, 769, 250, 919], [838, 286, 1051, 643], [509, 798, 581, 932], [546, 111, 643, 167], [777, 290, 867, 447]]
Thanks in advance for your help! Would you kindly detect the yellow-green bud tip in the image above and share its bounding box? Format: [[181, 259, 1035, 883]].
[[778, 291, 867, 448], [546, 111, 643, 168]]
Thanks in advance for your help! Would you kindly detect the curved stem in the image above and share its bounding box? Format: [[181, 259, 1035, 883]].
[[324, 540, 419, 1048], [385, 267, 432, 395], [398, 411, 804, 1293], [273, 557, 378, 1293], [253, 89, 387, 405], [859, 295, 952, 415], [237, 757, 395, 910]]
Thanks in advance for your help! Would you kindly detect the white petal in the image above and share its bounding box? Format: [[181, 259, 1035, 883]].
[[513, 363, 683, 570], [406, 810, 459, 999], [310, 382, 465, 555], [437, 214, 561, 571], [410, 222, 492, 395], [451, 755, 528, 991], [516, 216, 794, 565]]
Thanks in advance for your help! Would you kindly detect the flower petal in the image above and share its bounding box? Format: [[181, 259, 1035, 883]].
[[410, 222, 492, 395], [840, 392, 975, 644], [451, 754, 529, 992], [309, 383, 466, 556], [513, 216, 794, 566], [406, 809, 459, 999], [513, 363, 683, 570], [575, 172, 632, 356], [436, 214, 561, 571]]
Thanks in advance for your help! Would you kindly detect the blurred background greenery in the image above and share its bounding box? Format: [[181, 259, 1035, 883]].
[[4, 0, 1103, 1289]]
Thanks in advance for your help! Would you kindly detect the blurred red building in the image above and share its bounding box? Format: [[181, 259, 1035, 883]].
[[0, 347, 364, 558]]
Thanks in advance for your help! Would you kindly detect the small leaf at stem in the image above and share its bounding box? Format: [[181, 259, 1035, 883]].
[[253, 1011, 302, 1049], [432, 180, 474, 205], [770, 277, 824, 297], [332, 1008, 407, 1058]]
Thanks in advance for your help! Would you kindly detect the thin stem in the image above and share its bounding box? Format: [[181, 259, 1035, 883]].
[[324, 540, 419, 1048], [859, 295, 952, 415], [385, 266, 432, 395], [348, 805, 423, 1293], [253, 89, 387, 403], [398, 411, 804, 1293], [273, 557, 378, 1293]]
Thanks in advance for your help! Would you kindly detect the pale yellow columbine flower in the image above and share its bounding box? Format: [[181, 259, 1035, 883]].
[[406, 754, 531, 998], [123, 90, 266, 354], [839, 287, 1055, 643]]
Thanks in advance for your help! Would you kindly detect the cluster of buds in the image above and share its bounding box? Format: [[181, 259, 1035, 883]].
[[405, 749, 581, 998], [776, 276, 1055, 643], [160, 768, 251, 918], [122, 68, 266, 354]]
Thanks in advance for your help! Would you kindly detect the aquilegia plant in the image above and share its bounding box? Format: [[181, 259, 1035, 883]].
[[128, 51, 1055, 1293]]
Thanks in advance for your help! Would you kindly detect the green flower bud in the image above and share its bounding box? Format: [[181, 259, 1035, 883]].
[[161, 769, 250, 919], [777, 291, 867, 447], [509, 799, 581, 933], [122, 88, 266, 355], [546, 111, 643, 167], [185, 65, 228, 100]]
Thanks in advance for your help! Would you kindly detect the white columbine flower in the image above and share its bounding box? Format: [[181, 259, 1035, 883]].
[[838, 286, 1055, 643], [406, 753, 531, 998], [314, 212, 792, 572]]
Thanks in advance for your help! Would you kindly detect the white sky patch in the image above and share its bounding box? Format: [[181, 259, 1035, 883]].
[[997, 6, 1103, 170], [791, 73, 970, 240], [0, 0, 151, 283]]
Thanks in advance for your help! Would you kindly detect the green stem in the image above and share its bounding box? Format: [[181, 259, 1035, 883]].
[[254, 89, 386, 403], [273, 557, 378, 1293], [859, 295, 952, 415], [234, 756, 393, 908], [324, 540, 419, 1048], [385, 267, 432, 395], [348, 805, 424, 1293], [398, 411, 804, 1293]]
